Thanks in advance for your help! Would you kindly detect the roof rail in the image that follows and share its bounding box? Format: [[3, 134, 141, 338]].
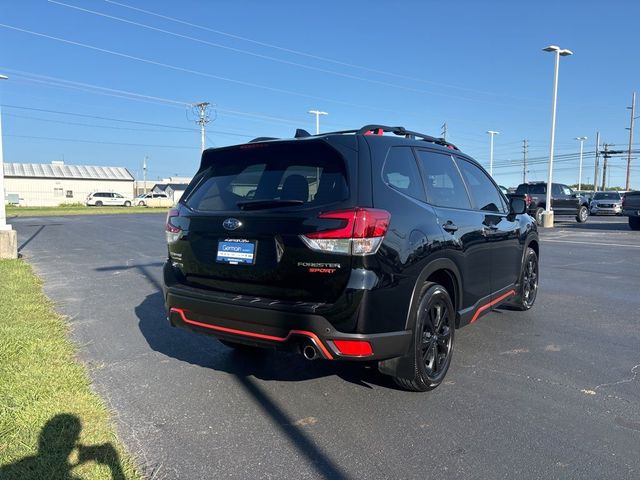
[[356, 124, 458, 150]]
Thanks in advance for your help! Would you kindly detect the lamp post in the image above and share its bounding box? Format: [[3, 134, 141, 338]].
[[0, 73, 17, 259], [307, 110, 328, 134], [542, 45, 573, 227], [0, 74, 10, 232], [486, 130, 499, 176], [575, 136, 587, 191]]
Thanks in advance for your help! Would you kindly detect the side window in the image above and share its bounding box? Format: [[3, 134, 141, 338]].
[[455, 158, 506, 213], [561, 185, 573, 196], [381, 147, 426, 202], [552, 184, 562, 195], [415, 150, 471, 209], [531, 184, 546, 194]]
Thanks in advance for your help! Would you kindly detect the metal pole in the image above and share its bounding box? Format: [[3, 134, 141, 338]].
[[576, 137, 586, 191], [601, 143, 609, 191], [593, 132, 600, 193], [143, 155, 148, 195], [544, 49, 561, 218], [522, 139, 528, 184], [487, 130, 499, 176], [626, 92, 636, 191], [0, 74, 9, 231]]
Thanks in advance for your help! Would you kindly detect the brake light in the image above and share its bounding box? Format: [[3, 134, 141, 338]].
[[165, 208, 182, 243], [300, 208, 390, 255], [525, 194, 533, 207]]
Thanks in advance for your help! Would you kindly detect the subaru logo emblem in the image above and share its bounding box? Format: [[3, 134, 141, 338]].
[[223, 218, 242, 231]]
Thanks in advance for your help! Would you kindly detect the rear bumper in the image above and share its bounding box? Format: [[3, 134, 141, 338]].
[[165, 285, 412, 361], [623, 208, 640, 217]]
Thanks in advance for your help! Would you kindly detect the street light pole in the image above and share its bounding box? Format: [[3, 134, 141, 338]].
[[575, 136, 587, 191], [307, 110, 328, 134], [542, 45, 573, 227], [0, 74, 10, 232], [486, 130, 499, 176]]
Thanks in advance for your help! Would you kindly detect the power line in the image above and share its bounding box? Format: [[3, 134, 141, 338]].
[[101, 0, 542, 103], [3, 133, 200, 149]]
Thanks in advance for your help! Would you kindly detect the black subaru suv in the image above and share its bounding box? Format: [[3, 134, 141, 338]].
[[163, 125, 539, 391]]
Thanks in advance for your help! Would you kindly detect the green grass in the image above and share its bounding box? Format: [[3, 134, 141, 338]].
[[0, 260, 143, 480], [6, 205, 167, 217]]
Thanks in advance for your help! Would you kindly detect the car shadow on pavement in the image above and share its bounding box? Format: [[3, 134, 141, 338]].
[[552, 219, 631, 231]]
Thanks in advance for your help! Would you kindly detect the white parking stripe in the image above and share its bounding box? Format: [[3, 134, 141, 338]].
[[544, 239, 640, 248]]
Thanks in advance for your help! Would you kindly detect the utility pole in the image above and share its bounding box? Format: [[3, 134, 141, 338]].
[[441, 122, 448, 140], [487, 130, 499, 176], [143, 155, 148, 194], [593, 132, 600, 193], [522, 139, 528, 184], [626, 92, 637, 191], [601, 143, 609, 191], [575, 136, 587, 191], [192, 102, 210, 153]]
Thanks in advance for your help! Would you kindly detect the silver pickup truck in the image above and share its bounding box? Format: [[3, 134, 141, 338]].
[[622, 191, 640, 230]]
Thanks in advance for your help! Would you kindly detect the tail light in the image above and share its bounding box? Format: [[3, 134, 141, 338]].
[[300, 208, 390, 255], [621, 195, 626, 207], [525, 194, 533, 207], [165, 208, 182, 243]]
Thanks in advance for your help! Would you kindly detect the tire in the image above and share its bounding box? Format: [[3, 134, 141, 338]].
[[138, 201, 146, 207], [511, 247, 539, 311], [124, 201, 131, 207], [95, 201, 103, 207], [576, 205, 589, 223], [534, 207, 545, 226], [630, 217, 640, 231], [393, 283, 455, 392]]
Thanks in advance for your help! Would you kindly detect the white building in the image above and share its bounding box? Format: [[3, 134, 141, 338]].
[[4, 161, 135, 207], [152, 183, 189, 203]]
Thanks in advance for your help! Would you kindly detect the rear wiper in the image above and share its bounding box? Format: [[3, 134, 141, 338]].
[[237, 199, 304, 210]]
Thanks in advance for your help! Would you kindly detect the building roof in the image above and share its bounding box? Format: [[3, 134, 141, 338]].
[[4, 163, 134, 181], [153, 183, 189, 191]]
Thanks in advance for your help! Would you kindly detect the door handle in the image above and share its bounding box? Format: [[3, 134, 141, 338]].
[[442, 221, 458, 233]]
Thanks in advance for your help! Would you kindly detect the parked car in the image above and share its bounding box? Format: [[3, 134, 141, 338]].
[[134, 192, 173, 207], [590, 191, 622, 215], [622, 190, 640, 230], [511, 182, 589, 225], [86, 192, 132, 207], [162, 124, 539, 392]]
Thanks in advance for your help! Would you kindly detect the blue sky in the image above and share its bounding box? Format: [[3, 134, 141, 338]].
[[1, 0, 639, 188]]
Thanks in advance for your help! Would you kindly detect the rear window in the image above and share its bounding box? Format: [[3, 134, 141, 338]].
[[185, 142, 349, 211]]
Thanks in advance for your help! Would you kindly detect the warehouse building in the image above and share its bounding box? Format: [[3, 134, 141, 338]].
[[4, 161, 135, 207]]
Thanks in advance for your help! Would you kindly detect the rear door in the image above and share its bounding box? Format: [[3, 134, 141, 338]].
[[415, 149, 492, 309], [454, 156, 521, 295], [172, 139, 356, 303]]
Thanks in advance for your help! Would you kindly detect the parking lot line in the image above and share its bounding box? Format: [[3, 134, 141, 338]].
[[544, 239, 640, 248]]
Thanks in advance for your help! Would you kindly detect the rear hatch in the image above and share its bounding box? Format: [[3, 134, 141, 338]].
[[169, 138, 358, 303]]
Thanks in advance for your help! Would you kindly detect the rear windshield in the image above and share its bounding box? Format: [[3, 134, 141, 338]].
[[184, 141, 349, 211], [593, 192, 620, 200]]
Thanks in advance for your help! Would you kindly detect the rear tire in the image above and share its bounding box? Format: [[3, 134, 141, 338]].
[[95, 201, 103, 207], [511, 247, 539, 311], [393, 283, 455, 392], [124, 201, 131, 207], [535, 207, 545, 225], [630, 217, 640, 231], [576, 205, 589, 223]]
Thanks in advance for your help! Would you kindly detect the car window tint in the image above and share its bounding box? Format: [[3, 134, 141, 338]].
[[455, 158, 506, 213], [415, 150, 471, 209], [530, 184, 546, 194], [382, 147, 426, 202]]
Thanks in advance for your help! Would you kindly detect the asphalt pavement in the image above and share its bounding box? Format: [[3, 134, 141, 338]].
[[9, 213, 640, 479]]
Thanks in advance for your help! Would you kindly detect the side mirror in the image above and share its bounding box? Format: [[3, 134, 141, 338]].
[[509, 197, 526, 215]]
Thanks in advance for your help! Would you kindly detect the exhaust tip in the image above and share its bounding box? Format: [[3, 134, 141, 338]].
[[303, 344, 318, 360]]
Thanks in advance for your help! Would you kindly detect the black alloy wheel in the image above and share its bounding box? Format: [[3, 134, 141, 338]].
[[394, 283, 455, 392], [512, 247, 538, 310]]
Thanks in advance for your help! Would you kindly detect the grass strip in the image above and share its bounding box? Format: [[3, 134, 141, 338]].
[[7, 205, 167, 217], [0, 259, 142, 479]]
